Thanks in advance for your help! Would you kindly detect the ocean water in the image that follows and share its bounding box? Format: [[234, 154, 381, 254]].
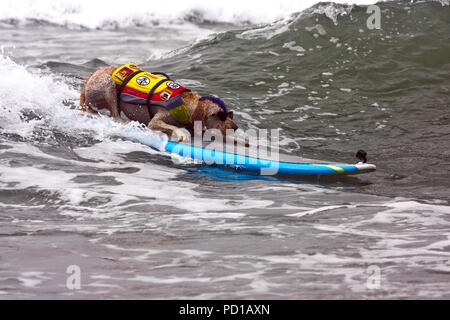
[[0, 0, 449, 299]]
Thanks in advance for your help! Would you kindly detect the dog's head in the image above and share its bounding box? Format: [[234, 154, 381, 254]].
[[191, 96, 238, 136]]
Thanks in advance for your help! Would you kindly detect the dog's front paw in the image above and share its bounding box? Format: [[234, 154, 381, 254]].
[[173, 128, 191, 143], [233, 136, 250, 147]]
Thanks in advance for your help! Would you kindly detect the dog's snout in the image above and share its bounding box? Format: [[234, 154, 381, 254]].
[[231, 123, 238, 130]]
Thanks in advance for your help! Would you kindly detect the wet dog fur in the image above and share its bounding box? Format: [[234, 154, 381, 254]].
[[80, 66, 241, 143]]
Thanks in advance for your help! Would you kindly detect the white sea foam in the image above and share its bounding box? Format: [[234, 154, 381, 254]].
[[367, 200, 450, 226], [18, 271, 50, 288], [0, 54, 167, 149], [0, 55, 77, 136], [0, 136, 273, 230], [287, 204, 356, 217], [0, 54, 283, 233], [0, 0, 387, 29], [282, 41, 306, 54], [236, 0, 381, 40]]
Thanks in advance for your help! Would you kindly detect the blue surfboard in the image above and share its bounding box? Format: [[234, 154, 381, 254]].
[[163, 140, 376, 176], [85, 114, 376, 176]]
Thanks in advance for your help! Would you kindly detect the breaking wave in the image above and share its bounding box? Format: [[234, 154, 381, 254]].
[[1, 0, 393, 29], [0, 54, 166, 149]]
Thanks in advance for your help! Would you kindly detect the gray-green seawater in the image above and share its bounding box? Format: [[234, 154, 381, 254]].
[[0, 1, 449, 299]]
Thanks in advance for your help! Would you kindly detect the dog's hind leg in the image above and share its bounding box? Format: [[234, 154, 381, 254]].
[[80, 72, 94, 107], [80, 72, 99, 114], [83, 67, 120, 118], [103, 82, 120, 118]]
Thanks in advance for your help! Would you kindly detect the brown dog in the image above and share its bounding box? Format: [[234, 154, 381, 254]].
[[80, 63, 240, 143]]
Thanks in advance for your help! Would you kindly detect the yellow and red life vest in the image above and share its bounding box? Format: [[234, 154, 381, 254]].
[[112, 63, 190, 124]]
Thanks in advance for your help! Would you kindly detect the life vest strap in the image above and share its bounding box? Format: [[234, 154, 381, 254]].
[[146, 78, 169, 108], [113, 64, 188, 123], [151, 72, 171, 80], [116, 70, 144, 115]]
